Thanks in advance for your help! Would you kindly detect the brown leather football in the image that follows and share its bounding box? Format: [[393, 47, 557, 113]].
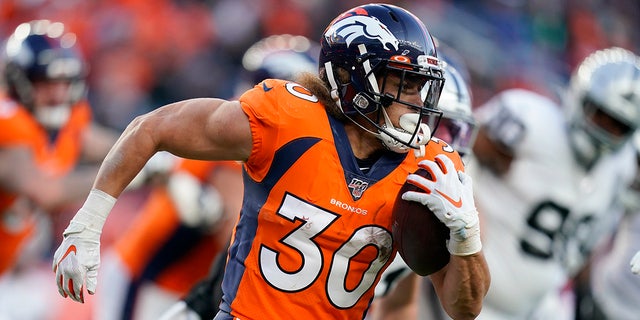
[[392, 168, 450, 276]]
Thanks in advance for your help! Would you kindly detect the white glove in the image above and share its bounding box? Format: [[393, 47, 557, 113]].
[[402, 154, 482, 256], [631, 251, 640, 274], [52, 189, 116, 302], [167, 172, 224, 228]]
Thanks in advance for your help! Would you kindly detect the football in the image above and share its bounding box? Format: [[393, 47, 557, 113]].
[[392, 168, 450, 276]]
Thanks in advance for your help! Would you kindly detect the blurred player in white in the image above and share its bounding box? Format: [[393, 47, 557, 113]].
[[571, 131, 640, 320], [469, 47, 640, 319]]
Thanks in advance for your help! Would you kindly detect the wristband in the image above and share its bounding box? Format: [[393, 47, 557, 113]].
[[447, 219, 482, 256], [64, 189, 116, 236]]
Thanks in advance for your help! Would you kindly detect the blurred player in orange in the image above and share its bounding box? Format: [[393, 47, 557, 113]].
[[0, 20, 119, 319], [97, 34, 319, 320], [53, 4, 490, 319], [96, 159, 242, 320]]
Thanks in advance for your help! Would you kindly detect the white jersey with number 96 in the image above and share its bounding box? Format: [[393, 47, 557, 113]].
[[470, 89, 635, 319]]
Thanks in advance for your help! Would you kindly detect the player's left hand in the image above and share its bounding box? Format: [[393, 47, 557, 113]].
[[402, 154, 481, 255], [631, 250, 640, 274]]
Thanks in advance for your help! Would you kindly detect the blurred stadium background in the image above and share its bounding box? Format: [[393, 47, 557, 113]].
[[2, 0, 638, 131]]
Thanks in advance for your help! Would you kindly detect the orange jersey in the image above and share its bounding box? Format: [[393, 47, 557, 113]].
[[0, 95, 92, 275], [114, 159, 240, 295], [220, 79, 463, 319]]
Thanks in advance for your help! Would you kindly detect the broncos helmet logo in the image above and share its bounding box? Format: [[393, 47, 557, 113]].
[[326, 15, 399, 51]]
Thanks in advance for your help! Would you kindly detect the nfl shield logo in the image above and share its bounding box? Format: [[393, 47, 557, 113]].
[[348, 178, 369, 201]]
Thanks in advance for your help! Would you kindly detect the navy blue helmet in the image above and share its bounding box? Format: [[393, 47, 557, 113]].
[[2, 20, 86, 112], [319, 4, 445, 155]]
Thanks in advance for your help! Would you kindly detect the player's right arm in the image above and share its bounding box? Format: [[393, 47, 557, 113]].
[[96, 98, 252, 198], [53, 98, 252, 303]]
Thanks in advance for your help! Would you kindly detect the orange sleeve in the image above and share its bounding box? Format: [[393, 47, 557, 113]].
[[238, 79, 284, 180], [239, 79, 324, 181], [0, 99, 91, 145], [175, 159, 217, 181], [0, 100, 40, 146], [115, 188, 180, 276], [175, 159, 242, 181], [0, 99, 92, 174]]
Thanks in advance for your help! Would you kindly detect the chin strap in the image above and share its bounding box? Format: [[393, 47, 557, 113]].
[[376, 111, 430, 157], [324, 61, 342, 110]]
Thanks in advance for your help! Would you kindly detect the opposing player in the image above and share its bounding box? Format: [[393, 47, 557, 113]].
[[469, 47, 640, 319], [234, 33, 319, 96], [52, 4, 490, 319], [571, 132, 640, 320], [0, 20, 119, 318]]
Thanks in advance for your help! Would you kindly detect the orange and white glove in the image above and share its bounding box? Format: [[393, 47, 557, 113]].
[[402, 154, 482, 256], [52, 189, 115, 302]]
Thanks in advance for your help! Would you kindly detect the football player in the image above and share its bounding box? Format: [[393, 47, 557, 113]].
[[52, 4, 490, 320], [469, 47, 640, 319], [160, 56, 480, 320], [572, 131, 640, 320], [0, 20, 119, 318]]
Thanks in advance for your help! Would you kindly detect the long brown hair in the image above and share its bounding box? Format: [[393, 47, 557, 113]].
[[295, 70, 347, 121]]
